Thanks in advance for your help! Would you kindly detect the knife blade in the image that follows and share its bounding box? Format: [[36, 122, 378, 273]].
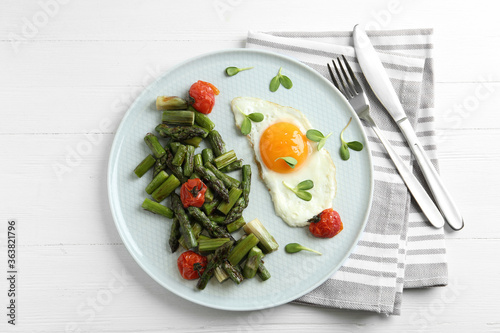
[[353, 25, 464, 230]]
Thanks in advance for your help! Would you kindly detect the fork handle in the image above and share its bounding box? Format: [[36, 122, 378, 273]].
[[366, 118, 445, 228], [398, 119, 464, 230]]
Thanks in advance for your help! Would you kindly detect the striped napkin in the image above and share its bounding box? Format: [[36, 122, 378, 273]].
[[246, 29, 448, 315]]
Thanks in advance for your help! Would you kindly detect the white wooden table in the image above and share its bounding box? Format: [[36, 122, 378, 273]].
[[1, 1, 499, 332]]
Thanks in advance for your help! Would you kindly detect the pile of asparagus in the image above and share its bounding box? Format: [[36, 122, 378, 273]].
[[133, 96, 279, 290]]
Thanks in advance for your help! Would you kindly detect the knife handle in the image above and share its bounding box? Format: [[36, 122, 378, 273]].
[[398, 119, 464, 230], [367, 117, 444, 228]]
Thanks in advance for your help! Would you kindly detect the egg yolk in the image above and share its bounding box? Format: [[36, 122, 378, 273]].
[[259, 122, 309, 173]]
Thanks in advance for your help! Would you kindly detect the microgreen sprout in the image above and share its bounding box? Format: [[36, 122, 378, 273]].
[[225, 66, 254, 76], [270, 67, 293, 92], [283, 180, 314, 201], [339, 117, 363, 160], [285, 243, 322, 255]]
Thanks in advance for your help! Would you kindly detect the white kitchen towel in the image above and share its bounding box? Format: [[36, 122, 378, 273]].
[[246, 29, 448, 315]]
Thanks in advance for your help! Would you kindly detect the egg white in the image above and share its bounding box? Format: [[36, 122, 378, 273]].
[[231, 97, 336, 227]]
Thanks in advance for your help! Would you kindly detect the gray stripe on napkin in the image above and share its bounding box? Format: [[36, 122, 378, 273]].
[[375, 44, 433, 51], [404, 263, 448, 288], [266, 28, 433, 38], [358, 240, 399, 249], [407, 248, 446, 255], [372, 151, 411, 161], [418, 116, 435, 123], [247, 37, 340, 59], [349, 253, 399, 263]]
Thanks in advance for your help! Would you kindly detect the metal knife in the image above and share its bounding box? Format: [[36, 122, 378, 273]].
[[353, 25, 464, 230]]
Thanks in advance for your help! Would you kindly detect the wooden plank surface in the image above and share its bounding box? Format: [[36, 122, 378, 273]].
[[4, 240, 499, 332], [1, 0, 499, 332]]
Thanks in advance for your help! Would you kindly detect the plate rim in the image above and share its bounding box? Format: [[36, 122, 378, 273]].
[[107, 48, 374, 311]]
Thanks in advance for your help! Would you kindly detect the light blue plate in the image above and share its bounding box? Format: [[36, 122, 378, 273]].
[[107, 49, 373, 311]]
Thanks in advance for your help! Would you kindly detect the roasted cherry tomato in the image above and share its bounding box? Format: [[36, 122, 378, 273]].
[[180, 178, 207, 208], [308, 208, 343, 238], [177, 251, 207, 280], [204, 81, 219, 95], [189, 80, 219, 114]]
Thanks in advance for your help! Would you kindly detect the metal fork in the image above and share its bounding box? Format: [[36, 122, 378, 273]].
[[328, 56, 444, 228]]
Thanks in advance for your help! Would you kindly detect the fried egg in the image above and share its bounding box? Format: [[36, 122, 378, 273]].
[[231, 97, 336, 227]]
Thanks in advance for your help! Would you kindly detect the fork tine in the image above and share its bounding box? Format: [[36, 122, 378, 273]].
[[327, 63, 341, 92], [332, 58, 351, 98], [338, 57, 357, 97], [341, 55, 362, 93]]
